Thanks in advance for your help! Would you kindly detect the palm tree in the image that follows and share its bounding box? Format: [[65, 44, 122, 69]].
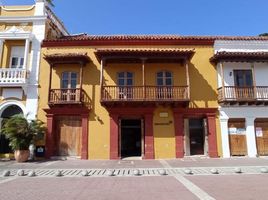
[[0, 114, 46, 162]]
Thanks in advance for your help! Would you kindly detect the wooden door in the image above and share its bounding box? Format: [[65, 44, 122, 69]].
[[57, 116, 82, 157], [255, 120, 268, 156], [228, 120, 247, 156]]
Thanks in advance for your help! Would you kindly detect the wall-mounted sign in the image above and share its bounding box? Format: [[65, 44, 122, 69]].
[[155, 121, 173, 126], [159, 112, 169, 118], [256, 127, 263, 137], [228, 128, 237, 135], [237, 128, 246, 135]]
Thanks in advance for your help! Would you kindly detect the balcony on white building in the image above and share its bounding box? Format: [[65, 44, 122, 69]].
[[0, 68, 28, 86]]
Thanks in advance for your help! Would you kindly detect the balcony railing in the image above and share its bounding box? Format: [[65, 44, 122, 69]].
[[101, 86, 189, 103], [0, 68, 28, 86], [49, 88, 86, 105], [218, 86, 268, 103]]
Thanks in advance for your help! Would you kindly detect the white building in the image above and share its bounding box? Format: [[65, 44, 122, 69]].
[[213, 39, 268, 158], [0, 0, 68, 156]]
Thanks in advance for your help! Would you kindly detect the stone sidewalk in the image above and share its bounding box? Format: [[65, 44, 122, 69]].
[[1, 157, 268, 200]]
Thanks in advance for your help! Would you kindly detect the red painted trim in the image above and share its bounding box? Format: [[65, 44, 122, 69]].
[[108, 107, 155, 159], [207, 114, 218, 158], [144, 114, 154, 159], [44, 106, 90, 159], [174, 113, 184, 158], [45, 114, 54, 159], [173, 108, 218, 158], [110, 114, 119, 159], [42, 39, 214, 48], [81, 114, 89, 159]]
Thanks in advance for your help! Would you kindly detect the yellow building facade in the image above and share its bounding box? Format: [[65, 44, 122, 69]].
[[39, 35, 222, 159]]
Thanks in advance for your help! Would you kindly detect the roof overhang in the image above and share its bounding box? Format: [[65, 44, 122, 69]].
[[210, 51, 268, 63], [44, 52, 91, 65], [94, 48, 195, 64]]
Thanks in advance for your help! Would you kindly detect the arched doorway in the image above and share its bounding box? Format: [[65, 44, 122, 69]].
[[0, 105, 23, 153]]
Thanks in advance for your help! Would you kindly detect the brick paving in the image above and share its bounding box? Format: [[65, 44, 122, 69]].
[[0, 177, 198, 200], [1, 158, 268, 200], [187, 174, 268, 200]]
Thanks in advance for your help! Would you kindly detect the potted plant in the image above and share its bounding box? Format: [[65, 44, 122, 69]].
[[0, 115, 46, 162]]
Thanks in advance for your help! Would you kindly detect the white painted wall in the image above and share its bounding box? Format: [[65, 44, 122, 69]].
[[214, 40, 268, 53], [219, 106, 268, 158], [217, 62, 268, 88]]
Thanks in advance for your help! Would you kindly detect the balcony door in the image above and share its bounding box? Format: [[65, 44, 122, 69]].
[[117, 72, 133, 99], [61, 72, 78, 102], [234, 70, 254, 99], [157, 71, 173, 99], [10, 46, 25, 69]]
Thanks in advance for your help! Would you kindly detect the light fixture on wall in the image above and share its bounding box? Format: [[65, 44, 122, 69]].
[[229, 71, 232, 76]]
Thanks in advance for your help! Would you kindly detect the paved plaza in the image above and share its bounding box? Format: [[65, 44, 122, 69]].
[[1, 157, 268, 200]]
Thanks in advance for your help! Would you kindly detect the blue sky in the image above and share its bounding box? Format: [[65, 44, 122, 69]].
[[3, 0, 268, 36]]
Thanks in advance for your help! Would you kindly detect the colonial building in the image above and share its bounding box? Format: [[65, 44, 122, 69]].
[[39, 35, 221, 159], [0, 0, 68, 158], [212, 38, 268, 158]]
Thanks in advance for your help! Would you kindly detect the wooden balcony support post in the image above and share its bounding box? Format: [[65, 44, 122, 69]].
[[48, 64, 53, 103], [251, 62, 257, 99], [220, 62, 225, 100], [141, 58, 147, 99], [79, 62, 84, 101], [23, 38, 30, 69], [100, 58, 105, 100], [185, 59, 190, 99]]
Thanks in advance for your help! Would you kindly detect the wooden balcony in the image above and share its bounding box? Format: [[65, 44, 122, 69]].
[[48, 89, 87, 105], [101, 86, 190, 106], [218, 86, 268, 105], [0, 68, 28, 86]]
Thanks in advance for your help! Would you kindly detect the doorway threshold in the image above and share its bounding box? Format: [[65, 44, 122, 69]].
[[50, 156, 81, 160], [121, 156, 142, 161]]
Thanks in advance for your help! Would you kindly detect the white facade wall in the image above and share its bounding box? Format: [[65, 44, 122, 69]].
[[215, 40, 268, 158], [217, 62, 268, 88]]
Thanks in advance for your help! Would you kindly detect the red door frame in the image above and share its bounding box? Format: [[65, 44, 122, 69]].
[[174, 108, 218, 158], [44, 106, 90, 159], [108, 107, 155, 159]]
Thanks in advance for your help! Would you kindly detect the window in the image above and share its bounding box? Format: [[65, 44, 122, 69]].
[[157, 71, 173, 86], [61, 72, 78, 102], [234, 70, 253, 87], [10, 46, 25, 68], [61, 72, 78, 89], [117, 72, 133, 99], [234, 70, 254, 99], [117, 72, 133, 86], [156, 71, 173, 99]]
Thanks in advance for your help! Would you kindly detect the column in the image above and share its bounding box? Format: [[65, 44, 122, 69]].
[[45, 114, 54, 159], [220, 62, 225, 100], [207, 114, 218, 158], [174, 113, 184, 158], [220, 118, 230, 158], [246, 117, 257, 157], [110, 114, 119, 159], [0, 39, 4, 66], [81, 114, 89, 160], [23, 39, 30, 69], [144, 114, 154, 159]]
